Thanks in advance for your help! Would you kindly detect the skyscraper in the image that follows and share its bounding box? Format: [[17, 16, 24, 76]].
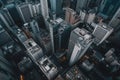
[[67, 28, 93, 66], [65, 8, 80, 25], [40, 0, 49, 30], [76, 0, 91, 13], [40, 0, 49, 19], [109, 7, 120, 29], [49, 0, 63, 16], [99, 0, 120, 18]]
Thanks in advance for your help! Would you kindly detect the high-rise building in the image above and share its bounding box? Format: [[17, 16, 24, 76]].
[[69, 11, 77, 24], [49, 0, 63, 16], [65, 8, 72, 23], [17, 3, 33, 23], [99, 0, 120, 18], [32, 2, 41, 16], [40, 0, 49, 30], [87, 10, 96, 24], [79, 9, 87, 21], [67, 28, 94, 66], [65, 8, 80, 25], [40, 0, 49, 19], [92, 23, 113, 45], [109, 7, 120, 29], [76, 0, 91, 13]]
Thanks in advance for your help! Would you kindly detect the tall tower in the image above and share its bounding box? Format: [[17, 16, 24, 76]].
[[50, 0, 63, 16], [65, 8, 72, 23], [40, 0, 49, 19], [99, 0, 120, 18], [109, 7, 120, 29], [99, 0, 107, 12], [65, 8, 80, 25], [40, 0, 49, 30], [67, 28, 93, 66], [76, 0, 91, 13]]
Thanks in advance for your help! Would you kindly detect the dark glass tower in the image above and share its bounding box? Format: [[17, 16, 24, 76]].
[[100, 0, 120, 18]]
